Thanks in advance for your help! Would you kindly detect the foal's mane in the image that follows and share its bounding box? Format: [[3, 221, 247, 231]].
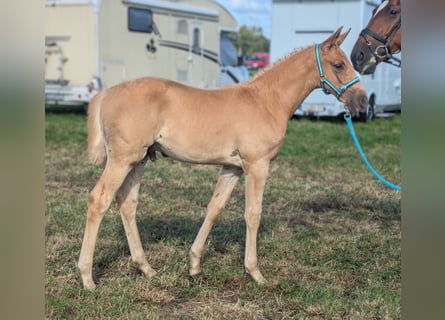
[[248, 45, 311, 82]]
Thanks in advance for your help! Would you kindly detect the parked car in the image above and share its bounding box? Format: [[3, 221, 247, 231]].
[[245, 52, 270, 70]]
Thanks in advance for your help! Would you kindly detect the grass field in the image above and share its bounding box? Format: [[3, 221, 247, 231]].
[[45, 109, 401, 319]]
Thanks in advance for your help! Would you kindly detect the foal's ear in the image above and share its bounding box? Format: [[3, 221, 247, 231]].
[[321, 26, 351, 51], [336, 28, 351, 46], [322, 26, 343, 50]]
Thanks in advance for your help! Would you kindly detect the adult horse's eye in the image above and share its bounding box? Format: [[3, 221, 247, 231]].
[[389, 8, 400, 16]]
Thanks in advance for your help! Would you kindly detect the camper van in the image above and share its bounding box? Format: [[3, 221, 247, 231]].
[[270, 0, 401, 121], [45, 0, 248, 105]]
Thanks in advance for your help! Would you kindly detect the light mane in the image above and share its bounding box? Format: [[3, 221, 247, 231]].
[[248, 45, 312, 82]]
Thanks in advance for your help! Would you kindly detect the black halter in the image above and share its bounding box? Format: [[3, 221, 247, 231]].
[[360, 16, 401, 68]]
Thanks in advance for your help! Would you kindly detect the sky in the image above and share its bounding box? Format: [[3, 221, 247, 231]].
[[214, 0, 272, 39]]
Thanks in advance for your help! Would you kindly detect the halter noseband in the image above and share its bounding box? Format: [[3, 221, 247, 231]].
[[315, 44, 360, 98], [360, 16, 401, 68]]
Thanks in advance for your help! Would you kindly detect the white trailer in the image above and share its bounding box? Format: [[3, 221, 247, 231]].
[[270, 0, 401, 120], [45, 0, 248, 105]]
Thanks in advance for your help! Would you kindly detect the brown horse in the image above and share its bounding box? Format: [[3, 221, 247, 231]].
[[78, 27, 368, 290], [350, 0, 401, 74]]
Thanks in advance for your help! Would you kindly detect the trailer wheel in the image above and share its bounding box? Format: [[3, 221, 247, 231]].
[[359, 95, 375, 122]]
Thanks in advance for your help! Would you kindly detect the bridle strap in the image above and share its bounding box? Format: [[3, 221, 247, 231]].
[[315, 44, 360, 98], [360, 17, 401, 67]]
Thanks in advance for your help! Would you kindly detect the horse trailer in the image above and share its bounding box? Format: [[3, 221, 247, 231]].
[[45, 0, 248, 105], [271, 0, 401, 120]]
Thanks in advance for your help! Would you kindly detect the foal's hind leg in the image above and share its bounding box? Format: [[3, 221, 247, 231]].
[[189, 166, 242, 276], [116, 160, 157, 280], [78, 159, 133, 290]]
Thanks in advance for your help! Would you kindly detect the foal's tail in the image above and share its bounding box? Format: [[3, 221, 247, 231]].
[[87, 90, 107, 166]]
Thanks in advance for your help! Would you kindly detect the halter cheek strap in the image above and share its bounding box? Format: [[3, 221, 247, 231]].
[[360, 17, 401, 67], [315, 44, 360, 98]]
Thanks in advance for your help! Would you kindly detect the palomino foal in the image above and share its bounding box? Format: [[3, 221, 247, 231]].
[[78, 27, 367, 290]]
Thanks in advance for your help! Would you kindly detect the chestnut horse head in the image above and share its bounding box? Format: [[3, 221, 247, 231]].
[[350, 0, 401, 74]]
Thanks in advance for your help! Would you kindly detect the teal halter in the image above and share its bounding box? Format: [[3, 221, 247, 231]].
[[315, 44, 360, 98]]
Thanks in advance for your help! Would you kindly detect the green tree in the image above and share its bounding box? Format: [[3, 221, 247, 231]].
[[229, 25, 270, 56]]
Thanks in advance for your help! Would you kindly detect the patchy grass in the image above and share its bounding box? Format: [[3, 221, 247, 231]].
[[46, 110, 401, 319]]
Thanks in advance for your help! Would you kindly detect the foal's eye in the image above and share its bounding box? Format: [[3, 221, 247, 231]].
[[333, 62, 344, 71]]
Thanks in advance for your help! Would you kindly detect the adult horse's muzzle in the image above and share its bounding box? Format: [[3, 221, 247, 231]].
[[350, 39, 378, 75]]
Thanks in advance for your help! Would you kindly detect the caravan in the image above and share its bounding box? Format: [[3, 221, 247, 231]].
[[270, 0, 401, 120], [45, 0, 248, 105]]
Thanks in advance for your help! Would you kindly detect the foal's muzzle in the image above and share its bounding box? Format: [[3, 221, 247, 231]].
[[344, 88, 368, 116]]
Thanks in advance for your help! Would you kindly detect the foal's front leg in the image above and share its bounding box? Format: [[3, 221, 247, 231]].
[[189, 166, 242, 276], [243, 161, 270, 284]]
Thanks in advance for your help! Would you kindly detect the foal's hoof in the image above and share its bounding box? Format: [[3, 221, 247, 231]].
[[189, 251, 202, 276], [83, 279, 97, 291], [142, 265, 158, 279], [189, 266, 202, 277], [248, 270, 267, 285]]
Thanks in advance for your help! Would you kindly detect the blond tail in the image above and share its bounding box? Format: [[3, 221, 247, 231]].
[[87, 91, 107, 166]]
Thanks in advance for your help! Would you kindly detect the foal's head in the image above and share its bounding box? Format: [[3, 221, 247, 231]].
[[350, 0, 401, 74], [317, 27, 368, 116]]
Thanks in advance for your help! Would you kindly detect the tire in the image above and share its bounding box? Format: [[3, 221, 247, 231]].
[[359, 97, 375, 122]]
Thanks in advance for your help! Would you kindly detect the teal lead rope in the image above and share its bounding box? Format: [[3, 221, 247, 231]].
[[314, 41, 400, 190], [345, 113, 402, 191]]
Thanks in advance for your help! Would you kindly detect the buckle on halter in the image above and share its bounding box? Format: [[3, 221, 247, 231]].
[[344, 106, 351, 119], [319, 77, 330, 95], [375, 45, 390, 60]]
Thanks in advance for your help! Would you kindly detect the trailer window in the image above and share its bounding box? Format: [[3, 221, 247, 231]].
[[220, 32, 238, 67], [128, 7, 153, 33], [193, 28, 201, 50], [177, 19, 188, 35]]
